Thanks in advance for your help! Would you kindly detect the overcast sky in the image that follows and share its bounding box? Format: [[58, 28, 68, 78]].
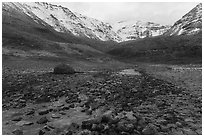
[[52, 2, 199, 25]]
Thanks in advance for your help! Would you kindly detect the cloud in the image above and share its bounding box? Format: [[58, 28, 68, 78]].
[[52, 2, 199, 25]]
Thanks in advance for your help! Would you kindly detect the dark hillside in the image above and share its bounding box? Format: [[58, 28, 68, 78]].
[[108, 32, 202, 64]]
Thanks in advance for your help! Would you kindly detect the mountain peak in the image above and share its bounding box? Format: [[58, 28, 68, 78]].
[[112, 20, 170, 41], [3, 2, 201, 42], [165, 3, 202, 36]]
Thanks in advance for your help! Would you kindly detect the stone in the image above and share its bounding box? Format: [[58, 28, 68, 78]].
[[171, 128, 184, 135], [86, 110, 92, 115], [101, 110, 113, 123], [39, 130, 45, 135], [166, 124, 177, 129], [116, 119, 127, 132], [37, 117, 49, 124], [69, 104, 75, 108], [156, 119, 168, 125], [184, 118, 194, 123], [47, 119, 72, 129], [12, 117, 22, 121], [61, 106, 70, 111], [125, 123, 135, 132], [26, 110, 35, 115], [92, 124, 104, 132], [53, 64, 75, 74], [53, 102, 64, 107], [195, 129, 202, 135], [43, 125, 51, 131], [142, 123, 158, 135], [51, 114, 61, 119], [175, 122, 182, 127], [182, 128, 197, 135], [160, 125, 169, 132], [16, 121, 33, 126], [59, 112, 66, 115], [79, 129, 92, 135], [12, 129, 23, 135], [38, 109, 50, 115], [81, 120, 93, 130]]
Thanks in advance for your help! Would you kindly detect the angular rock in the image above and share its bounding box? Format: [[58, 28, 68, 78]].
[[79, 129, 92, 135], [53, 64, 75, 74], [182, 128, 197, 135], [91, 124, 104, 132], [51, 114, 61, 119], [26, 110, 35, 115], [142, 123, 158, 135], [37, 117, 49, 124], [12, 117, 22, 121], [81, 120, 93, 130], [175, 122, 182, 127], [39, 130, 45, 135], [184, 118, 194, 123], [38, 109, 50, 115], [12, 129, 23, 135], [101, 110, 113, 123]]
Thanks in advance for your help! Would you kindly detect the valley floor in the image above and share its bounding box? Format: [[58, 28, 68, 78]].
[[2, 57, 202, 135]]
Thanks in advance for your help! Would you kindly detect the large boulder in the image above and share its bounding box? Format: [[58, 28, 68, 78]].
[[53, 64, 75, 74]]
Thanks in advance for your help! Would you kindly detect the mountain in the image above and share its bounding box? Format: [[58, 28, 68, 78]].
[[108, 3, 202, 64], [2, 2, 118, 59], [2, 2, 202, 46], [112, 20, 171, 41], [2, 2, 172, 43], [165, 3, 202, 36], [7, 2, 122, 42]]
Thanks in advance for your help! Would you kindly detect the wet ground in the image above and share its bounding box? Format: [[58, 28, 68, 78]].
[[2, 65, 202, 135]]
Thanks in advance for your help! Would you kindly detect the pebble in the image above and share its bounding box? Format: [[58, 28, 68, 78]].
[[81, 120, 93, 130], [182, 128, 197, 135], [184, 118, 194, 123], [37, 117, 49, 124], [38, 109, 51, 115], [195, 129, 202, 135], [16, 121, 34, 126], [12, 129, 23, 135], [142, 123, 158, 135], [26, 110, 35, 115], [12, 117, 22, 121], [175, 122, 182, 127], [39, 130, 45, 135], [51, 114, 61, 119]]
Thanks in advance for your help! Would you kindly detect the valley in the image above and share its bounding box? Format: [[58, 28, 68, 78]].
[[2, 2, 202, 135]]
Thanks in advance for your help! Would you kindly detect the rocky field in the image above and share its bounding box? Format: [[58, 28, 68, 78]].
[[2, 59, 202, 135]]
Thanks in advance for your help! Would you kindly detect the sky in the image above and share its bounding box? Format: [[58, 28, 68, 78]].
[[51, 2, 199, 25]]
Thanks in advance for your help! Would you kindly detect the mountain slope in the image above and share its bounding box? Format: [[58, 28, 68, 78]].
[[3, 2, 120, 61], [165, 3, 202, 36], [112, 20, 171, 41], [21, 2, 122, 42], [3, 2, 173, 42], [108, 32, 202, 64]]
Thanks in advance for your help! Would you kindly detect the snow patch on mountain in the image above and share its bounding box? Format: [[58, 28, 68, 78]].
[[112, 20, 171, 41], [20, 2, 122, 42], [165, 3, 202, 36]]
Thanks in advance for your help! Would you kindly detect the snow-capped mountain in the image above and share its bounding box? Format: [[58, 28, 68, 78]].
[[2, 2, 171, 42], [2, 2, 202, 43], [112, 20, 171, 41], [165, 3, 202, 36], [3, 2, 122, 42]]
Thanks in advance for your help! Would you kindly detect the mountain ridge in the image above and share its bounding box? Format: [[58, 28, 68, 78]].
[[165, 3, 202, 36], [2, 2, 202, 44], [3, 2, 178, 42]]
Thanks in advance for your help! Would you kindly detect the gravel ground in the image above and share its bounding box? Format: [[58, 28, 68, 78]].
[[2, 65, 202, 135]]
